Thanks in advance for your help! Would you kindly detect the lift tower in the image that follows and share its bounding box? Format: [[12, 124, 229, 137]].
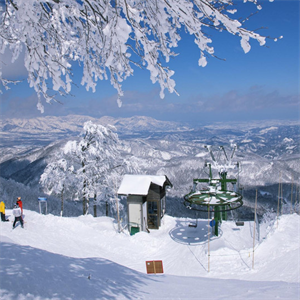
[[184, 145, 243, 236]]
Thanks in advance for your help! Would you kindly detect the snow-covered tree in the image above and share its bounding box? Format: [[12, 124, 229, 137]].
[[63, 121, 137, 215], [0, 0, 277, 111], [40, 158, 77, 216]]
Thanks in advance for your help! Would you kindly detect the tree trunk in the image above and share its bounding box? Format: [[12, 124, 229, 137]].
[[60, 185, 64, 217], [82, 180, 87, 215], [82, 160, 87, 215], [93, 193, 97, 217]]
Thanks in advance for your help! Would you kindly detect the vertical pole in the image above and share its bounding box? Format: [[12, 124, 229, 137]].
[[219, 169, 227, 224], [252, 189, 257, 269], [61, 186, 64, 217], [222, 205, 227, 220], [277, 176, 280, 228], [208, 205, 210, 273], [209, 164, 212, 181], [281, 178, 283, 215], [116, 182, 120, 233], [93, 194, 97, 217], [297, 186, 299, 214], [82, 160, 87, 215], [290, 175, 294, 214], [295, 185, 297, 213], [116, 198, 120, 233], [106, 201, 109, 216], [298, 185, 300, 215], [214, 206, 219, 236]]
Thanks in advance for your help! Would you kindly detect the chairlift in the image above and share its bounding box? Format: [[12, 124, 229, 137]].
[[235, 221, 244, 226], [189, 219, 198, 228], [231, 210, 244, 226]]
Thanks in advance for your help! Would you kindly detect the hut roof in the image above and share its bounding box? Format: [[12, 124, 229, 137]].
[[117, 174, 172, 196]]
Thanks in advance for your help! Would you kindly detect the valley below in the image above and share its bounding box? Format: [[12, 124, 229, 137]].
[[0, 115, 299, 220]]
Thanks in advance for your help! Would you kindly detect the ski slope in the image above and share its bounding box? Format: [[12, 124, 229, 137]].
[[0, 210, 299, 299]]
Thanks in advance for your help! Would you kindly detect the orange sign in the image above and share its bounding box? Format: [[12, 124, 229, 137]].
[[146, 260, 164, 274]]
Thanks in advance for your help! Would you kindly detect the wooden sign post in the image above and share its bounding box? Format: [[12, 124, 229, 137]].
[[146, 260, 164, 274]]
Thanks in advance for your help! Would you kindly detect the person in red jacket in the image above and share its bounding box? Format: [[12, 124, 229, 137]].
[[16, 197, 23, 215]]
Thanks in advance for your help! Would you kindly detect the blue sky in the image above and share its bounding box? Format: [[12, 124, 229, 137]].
[[0, 0, 299, 125]]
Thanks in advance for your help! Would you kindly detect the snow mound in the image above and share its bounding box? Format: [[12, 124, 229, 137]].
[[0, 210, 299, 299]]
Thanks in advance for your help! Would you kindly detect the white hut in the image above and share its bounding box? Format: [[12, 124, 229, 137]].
[[118, 175, 172, 235]]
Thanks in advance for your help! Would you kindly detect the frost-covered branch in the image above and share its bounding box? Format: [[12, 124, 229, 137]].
[[0, 0, 277, 111]]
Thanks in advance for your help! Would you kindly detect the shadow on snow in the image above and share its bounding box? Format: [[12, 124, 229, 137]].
[[0, 242, 158, 300], [169, 219, 222, 245]]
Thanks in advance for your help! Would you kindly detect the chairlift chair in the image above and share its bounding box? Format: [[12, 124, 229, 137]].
[[231, 210, 244, 226], [189, 219, 198, 228], [235, 221, 244, 226]]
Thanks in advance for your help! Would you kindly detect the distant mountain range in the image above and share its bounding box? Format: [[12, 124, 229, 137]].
[[0, 115, 299, 218], [0, 115, 190, 137], [1, 115, 298, 133]]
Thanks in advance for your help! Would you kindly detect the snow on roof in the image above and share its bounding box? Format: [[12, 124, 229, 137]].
[[118, 174, 170, 196]]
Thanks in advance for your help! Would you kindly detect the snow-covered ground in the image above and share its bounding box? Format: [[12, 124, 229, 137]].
[[0, 210, 299, 299]]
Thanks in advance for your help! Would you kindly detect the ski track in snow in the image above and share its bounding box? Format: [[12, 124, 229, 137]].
[[0, 210, 299, 300]]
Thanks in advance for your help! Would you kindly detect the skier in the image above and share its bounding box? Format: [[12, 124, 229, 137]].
[[16, 197, 23, 215], [12, 204, 24, 229], [0, 201, 9, 222]]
